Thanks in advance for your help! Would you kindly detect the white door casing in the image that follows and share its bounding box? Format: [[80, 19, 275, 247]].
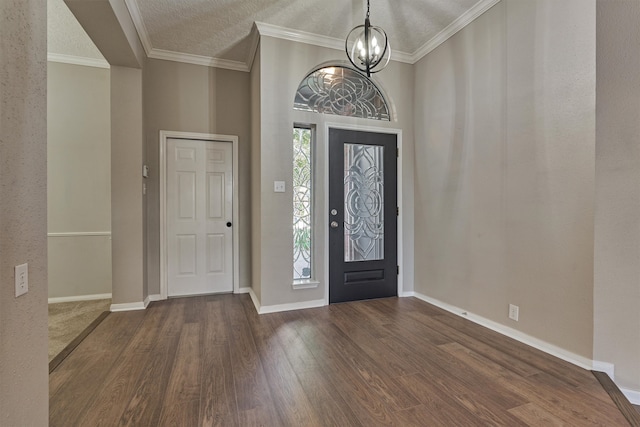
[[160, 131, 239, 299]]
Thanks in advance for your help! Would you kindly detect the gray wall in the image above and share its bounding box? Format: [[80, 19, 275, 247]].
[[47, 61, 112, 299], [65, 0, 149, 307], [413, 0, 596, 358], [0, 0, 49, 424], [594, 0, 640, 393], [254, 36, 415, 307], [111, 65, 146, 305], [144, 58, 252, 295], [251, 46, 262, 301]]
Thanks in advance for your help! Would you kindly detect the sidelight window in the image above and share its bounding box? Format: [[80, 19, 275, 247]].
[[293, 126, 313, 281]]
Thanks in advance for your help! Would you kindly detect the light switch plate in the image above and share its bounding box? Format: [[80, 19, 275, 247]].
[[15, 263, 28, 297], [274, 181, 286, 193]]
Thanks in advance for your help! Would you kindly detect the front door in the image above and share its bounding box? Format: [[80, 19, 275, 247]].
[[329, 128, 397, 303], [166, 138, 233, 297]]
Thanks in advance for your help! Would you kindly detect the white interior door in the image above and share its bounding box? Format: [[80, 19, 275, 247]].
[[166, 138, 233, 296]]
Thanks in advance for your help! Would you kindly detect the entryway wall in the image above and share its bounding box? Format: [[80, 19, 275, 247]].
[[252, 35, 417, 310], [47, 61, 112, 300], [143, 58, 253, 297]]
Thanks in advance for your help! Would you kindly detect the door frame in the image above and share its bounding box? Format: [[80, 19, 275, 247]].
[[323, 123, 404, 305], [159, 130, 240, 299]]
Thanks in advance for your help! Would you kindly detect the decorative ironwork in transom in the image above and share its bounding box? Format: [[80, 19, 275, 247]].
[[294, 66, 390, 121]]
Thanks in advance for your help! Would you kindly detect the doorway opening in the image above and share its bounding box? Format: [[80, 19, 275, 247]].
[[159, 131, 240, 299]]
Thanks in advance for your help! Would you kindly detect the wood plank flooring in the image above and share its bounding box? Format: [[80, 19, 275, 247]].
[[593, 371, 640, 426], [49, 294, 631, 426]]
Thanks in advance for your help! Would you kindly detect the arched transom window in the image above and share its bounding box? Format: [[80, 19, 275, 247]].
[[293, 66, 390, 121]]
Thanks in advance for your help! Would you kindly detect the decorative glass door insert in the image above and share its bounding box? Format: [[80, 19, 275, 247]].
[[344, 143, 384, 262]]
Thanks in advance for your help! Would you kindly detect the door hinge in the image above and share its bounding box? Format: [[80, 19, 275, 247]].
[[397, 265, 400, 275], [396, 206, 399, 216], [396, 147, 399, 158]]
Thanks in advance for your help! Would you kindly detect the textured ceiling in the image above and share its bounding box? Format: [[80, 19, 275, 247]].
[[49, 0, 494, 69], [133, 0, 481, 62], [48, 0, 104, 60]]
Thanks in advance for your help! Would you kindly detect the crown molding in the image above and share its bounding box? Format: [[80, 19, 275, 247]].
[[412, 0, 501, 62], [47, 53, 110, 69], [124, 0, 153, 56], [255, 21, 344, 52], [148, 48, 249, 72], [255, 21, 414, 64], [121, 0, 498, 70], [246, 23, 261, 71], [390, 48, 414, 64]]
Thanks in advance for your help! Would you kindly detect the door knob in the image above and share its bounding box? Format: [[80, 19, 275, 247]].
[[226, 222, 232, 227], [330, 221, 339, 229]]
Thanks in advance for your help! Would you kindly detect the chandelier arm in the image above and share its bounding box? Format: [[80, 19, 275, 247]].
[[345, 25, 365, 72], [370, 26, 389, 69]]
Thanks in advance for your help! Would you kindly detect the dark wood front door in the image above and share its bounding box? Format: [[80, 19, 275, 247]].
[[328, 128, 397, 303]]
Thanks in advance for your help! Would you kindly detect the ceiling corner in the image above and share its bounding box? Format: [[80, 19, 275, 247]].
[[245, 23, 260, 71], [412, 0, 502, 62]]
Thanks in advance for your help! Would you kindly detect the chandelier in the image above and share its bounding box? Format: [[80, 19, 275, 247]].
[[345, 0, 391, 77]]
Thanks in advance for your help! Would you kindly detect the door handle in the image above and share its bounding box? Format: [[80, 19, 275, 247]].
[[226, 222, 232, 227], [330, 221, 339, 229]]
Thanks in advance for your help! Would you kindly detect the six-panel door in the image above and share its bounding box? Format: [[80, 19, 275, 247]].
[[167, 138, 233, 296]]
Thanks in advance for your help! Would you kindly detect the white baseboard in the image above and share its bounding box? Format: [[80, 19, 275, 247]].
[[592, 361, 615, 379], [621, 388, 640, 405], [147, 294, 163, 302], [235, 286, 251, 294], [412, 292, 593, 370], [110, 301, 146, 312], [258, 298, 326, 314], [48, 293, 112, 304], [248, 288, 260, 312], [247, 288, 325, 314]]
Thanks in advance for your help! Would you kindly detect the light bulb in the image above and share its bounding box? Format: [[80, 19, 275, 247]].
[[374, 45, 380, 55], [372, 36, 378, 47], [357, 40, 364, 50]]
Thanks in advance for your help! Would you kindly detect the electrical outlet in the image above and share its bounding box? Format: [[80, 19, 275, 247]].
[[509, 304, 519, 321], [15, 263, 28, 297]]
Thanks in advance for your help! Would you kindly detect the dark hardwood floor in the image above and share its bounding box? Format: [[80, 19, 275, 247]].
[[49, 294, 631, 426]]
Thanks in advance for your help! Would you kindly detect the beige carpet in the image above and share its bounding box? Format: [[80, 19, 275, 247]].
[[48, 299, 111, 362]]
